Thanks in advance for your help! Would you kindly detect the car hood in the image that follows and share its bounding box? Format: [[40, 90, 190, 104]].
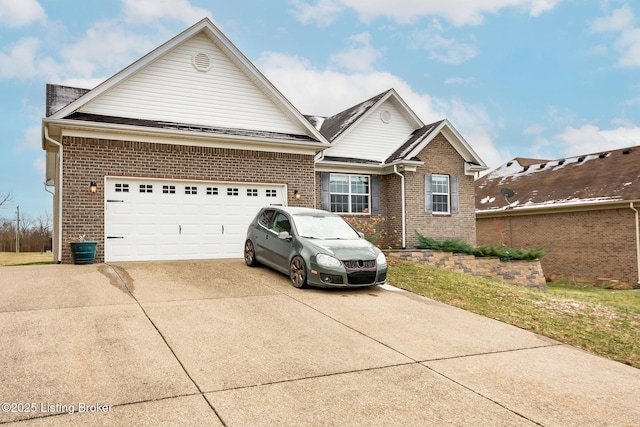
[[303, 238, 379, 260]]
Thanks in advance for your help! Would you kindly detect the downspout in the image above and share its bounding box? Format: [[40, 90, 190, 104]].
[[630, 202, 640, 286], [393, 165, 406, 249], [44, 125, 63, 263]]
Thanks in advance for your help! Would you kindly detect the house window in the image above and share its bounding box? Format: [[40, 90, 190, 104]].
[[247, 188, 258, 197], [431, 174, 450, 214], [185, 186, 198, 195], [227, 188, 239, 196], [266, 189, 277, 197], [163, 185, 176, 194], [329, 174, 370, 214], [206, 187, 218, 195]]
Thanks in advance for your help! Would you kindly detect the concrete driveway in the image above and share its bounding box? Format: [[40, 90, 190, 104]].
[[0, 260, 638, 426]]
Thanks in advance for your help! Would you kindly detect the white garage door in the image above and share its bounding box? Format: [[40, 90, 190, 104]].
[[104, 177, 286, 262]]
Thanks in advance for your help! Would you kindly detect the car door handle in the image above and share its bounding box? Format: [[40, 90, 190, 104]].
[[179, 225, 182, 234]]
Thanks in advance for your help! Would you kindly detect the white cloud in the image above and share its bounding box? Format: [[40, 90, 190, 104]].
[[58, 20, 158, 78], [291, 0, 565, 26], [33, 155, 46, 177], [17, 125, 41, 151], [0, 0, 46, 28], [444, 77, 476, 85], [591, 4, 634, 33], [0, 38, 46, 80], [257, 51, 504, 169], [555, 123, 640, 157], [590, 5, 640, 68], [409, 23, 479, 64], [290, 0, 344, 26], [122, 0, 211, 25], [329, 32, 381, 72]]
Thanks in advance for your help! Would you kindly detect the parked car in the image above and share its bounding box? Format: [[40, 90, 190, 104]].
[[244, 206, 387, 288]]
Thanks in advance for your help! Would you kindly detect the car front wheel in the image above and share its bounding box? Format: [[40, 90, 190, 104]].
[[244, 240, 258, 267], [289, 256, 308, 288]]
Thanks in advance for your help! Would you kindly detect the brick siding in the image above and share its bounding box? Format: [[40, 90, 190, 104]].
[[477, 208, 640, 286], [61, 136, 315, 263]]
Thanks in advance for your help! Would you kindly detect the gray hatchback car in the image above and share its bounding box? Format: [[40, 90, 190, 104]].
[[244, 206, 387, 288]]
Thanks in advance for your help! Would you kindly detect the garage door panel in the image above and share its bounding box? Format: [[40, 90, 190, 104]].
[[105, 178, 286, 262]]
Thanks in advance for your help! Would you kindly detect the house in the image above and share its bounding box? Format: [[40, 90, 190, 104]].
[[475, 147, 640, 286], [42, 18, 487, 264]]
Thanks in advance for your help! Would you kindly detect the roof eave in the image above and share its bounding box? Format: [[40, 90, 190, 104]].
[[43, 118, 327, 155]]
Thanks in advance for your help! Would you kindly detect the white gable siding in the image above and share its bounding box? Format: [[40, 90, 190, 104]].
[[323, 101, 416, 162], [79, 33, 306, 135]]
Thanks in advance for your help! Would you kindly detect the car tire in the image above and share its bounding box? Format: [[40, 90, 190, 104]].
[[289, 256, 308, 288], [244, 240, 258, 267]]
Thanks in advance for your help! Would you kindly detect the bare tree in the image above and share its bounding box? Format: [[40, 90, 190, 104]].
[[0, 192, 12, 209]]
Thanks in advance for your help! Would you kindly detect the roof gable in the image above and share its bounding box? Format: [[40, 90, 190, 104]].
[[48, 18, 325, 143], [476, 146, 640, 212]]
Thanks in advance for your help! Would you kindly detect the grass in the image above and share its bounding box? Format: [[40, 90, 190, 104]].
[[0, 252, 54, 266], [388, 258, 640, 369]]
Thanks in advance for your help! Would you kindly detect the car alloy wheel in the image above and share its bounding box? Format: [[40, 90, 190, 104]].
[[244, 240, 257, 267], [289, 256, 307, 288]]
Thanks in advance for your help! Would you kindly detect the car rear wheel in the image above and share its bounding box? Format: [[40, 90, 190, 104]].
[[290, 256, 307, 288], [244, 240, 258, 267]]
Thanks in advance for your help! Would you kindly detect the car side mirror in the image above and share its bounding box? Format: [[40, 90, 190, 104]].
[[278, 231, 292, 241]]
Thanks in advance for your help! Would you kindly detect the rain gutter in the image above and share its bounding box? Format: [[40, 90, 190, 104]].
[[44, 125, 62, 263]]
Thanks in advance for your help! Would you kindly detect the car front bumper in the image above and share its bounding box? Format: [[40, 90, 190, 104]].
[[307, 261, 387, 288]]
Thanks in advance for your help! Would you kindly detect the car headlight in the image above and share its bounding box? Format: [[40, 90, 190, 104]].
[[376, 252, 387, 268], [316, 253, 342, 268]]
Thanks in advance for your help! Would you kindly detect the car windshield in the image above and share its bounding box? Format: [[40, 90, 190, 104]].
[[293, 214, 360, 239]]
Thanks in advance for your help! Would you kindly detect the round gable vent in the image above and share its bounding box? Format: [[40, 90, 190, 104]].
[[192, 53, 211, 72], [380, 110, 391, 123]]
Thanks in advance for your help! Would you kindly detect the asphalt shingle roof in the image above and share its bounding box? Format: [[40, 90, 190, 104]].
[[475, 146, 640, 212]]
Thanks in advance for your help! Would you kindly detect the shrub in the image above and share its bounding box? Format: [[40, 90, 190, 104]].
[[415, 231, 545, 261]]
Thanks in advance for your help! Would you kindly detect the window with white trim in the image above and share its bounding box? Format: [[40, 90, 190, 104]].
[[329, 174, 370, 214], [431, 174, 450, 214]]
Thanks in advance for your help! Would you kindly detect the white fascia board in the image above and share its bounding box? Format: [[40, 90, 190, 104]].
[[47, 119, 325, 156], [405, 119, 487, 170], [315, 159, 422, 175]]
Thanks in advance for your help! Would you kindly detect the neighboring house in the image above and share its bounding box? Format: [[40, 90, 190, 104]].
[[475, 147, 640, 286], [42, 18, 487, 264]]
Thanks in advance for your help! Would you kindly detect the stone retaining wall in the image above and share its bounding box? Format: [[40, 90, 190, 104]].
[[386, 250, 547, 291]]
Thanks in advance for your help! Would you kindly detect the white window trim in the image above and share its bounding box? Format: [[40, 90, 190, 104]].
[[329, 173, 371, 215], [432, 174, 450, 215]]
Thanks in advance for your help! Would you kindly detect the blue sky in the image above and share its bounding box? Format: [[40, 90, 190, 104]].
[[2, 0, 640, 219]]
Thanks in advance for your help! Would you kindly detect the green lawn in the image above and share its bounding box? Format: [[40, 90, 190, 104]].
[[388, 259, 640, 369], [0, 252, 54, 266]]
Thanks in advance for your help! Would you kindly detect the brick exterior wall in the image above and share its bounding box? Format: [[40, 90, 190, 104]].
[[406, 134, 477, 248], [477, 208, 640, 286], [61, 136, 315, 263], [315, 133, 477, 250]]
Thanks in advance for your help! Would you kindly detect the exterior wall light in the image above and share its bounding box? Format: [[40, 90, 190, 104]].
[[294, 190, 301, 200], [89, 182, 98, 193]]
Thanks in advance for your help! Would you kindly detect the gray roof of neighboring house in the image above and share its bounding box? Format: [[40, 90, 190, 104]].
[[475, 146, 640, 212]]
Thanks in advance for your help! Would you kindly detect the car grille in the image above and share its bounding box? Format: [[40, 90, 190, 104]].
[[342, 259, 375, 269], [347, 271, 378, 285]]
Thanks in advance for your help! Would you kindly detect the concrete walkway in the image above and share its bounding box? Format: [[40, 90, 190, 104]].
[[0, 260, 638, 426]]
